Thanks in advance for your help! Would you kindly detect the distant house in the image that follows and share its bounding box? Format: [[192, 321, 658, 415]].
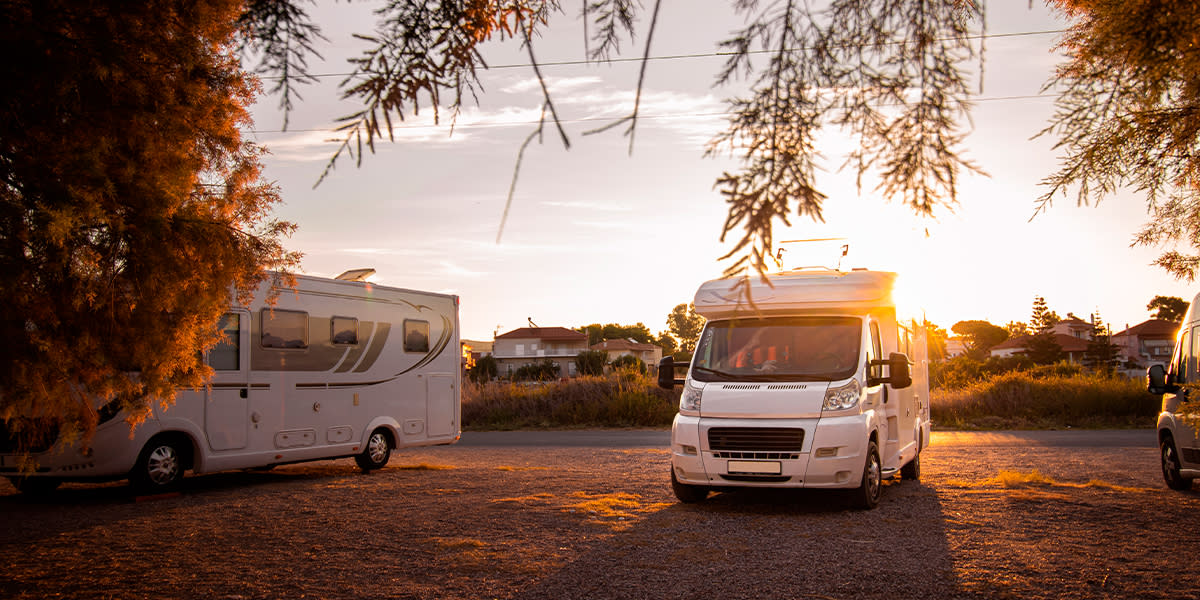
[[1052, 316, 1093, 340], [461, 339, 494, 371], [1112, 319, 1178, 368], [945, 338, 968, 358], [591, 338, 663, 372], [492, 327, 590, 378], [989, 333, 1092, 363]]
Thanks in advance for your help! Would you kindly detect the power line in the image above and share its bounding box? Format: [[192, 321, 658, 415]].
[[254, 29, 1066, 82], [246, 92, 1058, 135]]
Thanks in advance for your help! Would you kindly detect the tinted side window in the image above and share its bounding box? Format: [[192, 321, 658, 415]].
[[868, 321, 883, 380], [331, 316, 358, 345], [262, 309, 308, 349], [1175, 329, 1190, 384], [209, 313, 240, 370], [404, 320, 430, 353]]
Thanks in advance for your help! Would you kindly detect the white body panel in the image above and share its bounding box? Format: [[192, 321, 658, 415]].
[[672, 269, 931, 494], [2, 274, 461, 482], [1158, 292, 1200, 480]]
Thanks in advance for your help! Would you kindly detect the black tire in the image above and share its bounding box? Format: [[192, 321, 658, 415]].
[[901, 451, 921, 481], [355, 429, 392, 472], [8, 476, 61, 496], [1161, 433, 1194, 491], [131, 436, 186, 492], [850, 439, 883, 509], [671, 469, 709, 503]]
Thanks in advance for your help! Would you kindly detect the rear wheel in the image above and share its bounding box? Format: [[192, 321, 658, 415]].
[[850, 439, 882, 510], [671, 469, 709, 503], [131, 436, 186, 492], [355, 429, 392, 472], [1161, 433, 1194, 491], [901, 451, 921, 481]]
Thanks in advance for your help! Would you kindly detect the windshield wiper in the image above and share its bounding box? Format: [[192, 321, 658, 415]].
[[690, 366, 736, 380]]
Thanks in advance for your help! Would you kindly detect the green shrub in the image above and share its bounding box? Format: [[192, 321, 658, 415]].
[[574, 350, 608, 376], [930, 370, 1157, 429], [610, 354, 647, 374], [467, 355, 498, 383], [513, 360, 560, 381], [461, 372, 680, 429]]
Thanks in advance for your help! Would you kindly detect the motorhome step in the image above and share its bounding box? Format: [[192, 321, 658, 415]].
[[881, 467, 899, 478]]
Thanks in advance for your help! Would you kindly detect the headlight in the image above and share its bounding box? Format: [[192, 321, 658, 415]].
[[680, 383, 703, 412], [822, 379, 862, 411]]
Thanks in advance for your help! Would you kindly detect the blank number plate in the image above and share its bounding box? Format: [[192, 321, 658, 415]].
[[727, 460, 782, 475]]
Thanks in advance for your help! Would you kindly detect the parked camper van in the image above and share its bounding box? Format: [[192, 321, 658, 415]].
[[1146, 290, 1200, 491], [3, 272, 461, 494], [658, 269, 930, 508]]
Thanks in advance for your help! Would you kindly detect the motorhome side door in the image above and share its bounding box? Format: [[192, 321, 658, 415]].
[[205, 310, 250, 451]]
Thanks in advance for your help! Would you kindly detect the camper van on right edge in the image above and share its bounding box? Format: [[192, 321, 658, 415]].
[[1146, 289, 1200, 492], [658, 268, 930, 509]]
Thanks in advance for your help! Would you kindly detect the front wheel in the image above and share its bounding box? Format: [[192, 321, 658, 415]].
[[671, 469, 709, 503], [355, 429, 392, 472], [131, 437, 186, 492], [850, 440, 882, 510], [1161, 434, 1194, 491]]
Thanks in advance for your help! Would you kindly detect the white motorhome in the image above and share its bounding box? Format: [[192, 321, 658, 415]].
[[1146, 290, 1200, 491], [658, 269, 930, 509], [3, 272, 461, 494]]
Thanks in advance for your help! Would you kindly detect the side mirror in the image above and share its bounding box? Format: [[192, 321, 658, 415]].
[[868, 352, 912, 389], [888, 352, 913, 390], [1147, 364, 1176, 395], [657, 356, 680, 389]]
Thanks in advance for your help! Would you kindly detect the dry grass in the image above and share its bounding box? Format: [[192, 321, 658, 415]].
[[462, 373, 680, 430], [948, 469, 1154, 495], [495, 465, 550, 471], [930, 371, 1156, 430], [394, 463, 458, 470]]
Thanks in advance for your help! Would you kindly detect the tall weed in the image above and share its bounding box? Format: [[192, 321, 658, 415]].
[[931, 370, 1157, 429], [462, 372, 680, 429]]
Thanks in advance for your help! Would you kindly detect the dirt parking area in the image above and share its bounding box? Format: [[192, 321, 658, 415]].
[[2, 431, 1199, 599]]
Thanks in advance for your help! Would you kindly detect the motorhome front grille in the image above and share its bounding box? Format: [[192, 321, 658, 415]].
[[712, 451, 800, 460], [720, 474, 793, 483], [707, 427, 805, 452]]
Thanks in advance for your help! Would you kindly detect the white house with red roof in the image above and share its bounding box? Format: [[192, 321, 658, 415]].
[[1112, 319, 1178, 368], [492, 327, 591, 378], [590, 338, 663, 371]]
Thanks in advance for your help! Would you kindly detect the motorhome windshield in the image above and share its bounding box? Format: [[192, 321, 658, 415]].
[[691, 317, 862, 382]]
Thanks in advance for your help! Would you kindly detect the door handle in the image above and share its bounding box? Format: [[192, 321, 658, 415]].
[[240, 388, 248, 399]]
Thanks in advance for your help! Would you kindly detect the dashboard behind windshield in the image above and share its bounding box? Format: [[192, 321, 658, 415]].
[[691, 316, 863, 382]]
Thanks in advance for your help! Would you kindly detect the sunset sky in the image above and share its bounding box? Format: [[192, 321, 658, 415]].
[[246, 1, 1195, 342]]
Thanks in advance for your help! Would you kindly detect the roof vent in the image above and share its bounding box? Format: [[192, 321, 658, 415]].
[[335, 268, 376, 282]]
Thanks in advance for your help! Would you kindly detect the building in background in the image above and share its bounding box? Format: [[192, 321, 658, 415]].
[[492, 327, 590, 378]]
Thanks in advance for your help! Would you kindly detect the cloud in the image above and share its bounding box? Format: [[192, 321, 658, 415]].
[[541, 200, 633, 212], [500, 76, 604, 95]]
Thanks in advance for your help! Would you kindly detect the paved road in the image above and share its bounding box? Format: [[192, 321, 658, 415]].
[[458, 428, 1157, 448]]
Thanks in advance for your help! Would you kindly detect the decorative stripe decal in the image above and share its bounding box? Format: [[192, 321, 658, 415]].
[[352, 323, 392, 373]]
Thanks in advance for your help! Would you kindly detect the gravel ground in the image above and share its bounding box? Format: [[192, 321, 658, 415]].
[[2, 432, 1199, 600]]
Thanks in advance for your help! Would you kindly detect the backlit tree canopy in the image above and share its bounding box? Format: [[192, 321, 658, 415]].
[[0, 1, 298, 450]]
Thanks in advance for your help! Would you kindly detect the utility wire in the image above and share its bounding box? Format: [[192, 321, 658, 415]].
[[254, 29, 1066, 82], [247, 93, 1058, 135]]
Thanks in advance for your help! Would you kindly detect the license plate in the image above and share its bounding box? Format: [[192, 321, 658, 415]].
[[727, 460, 782, 475]]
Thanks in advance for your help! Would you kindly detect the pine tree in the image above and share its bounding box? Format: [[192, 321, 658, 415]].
[[1083, 313, 1121, 373], [1024, 296, 1064, 365]]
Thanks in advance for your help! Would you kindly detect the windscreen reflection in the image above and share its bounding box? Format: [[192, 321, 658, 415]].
[[691, 317, 862, 382]]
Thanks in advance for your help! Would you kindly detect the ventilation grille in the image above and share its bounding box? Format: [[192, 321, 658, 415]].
[[708, 427, 805, 452], [766, 384, 808, 390], [713, 451, 800, 460], [719, 384, 762, 390]]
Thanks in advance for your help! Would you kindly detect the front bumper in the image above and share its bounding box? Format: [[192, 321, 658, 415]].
[[670, 413, 871, 489]]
